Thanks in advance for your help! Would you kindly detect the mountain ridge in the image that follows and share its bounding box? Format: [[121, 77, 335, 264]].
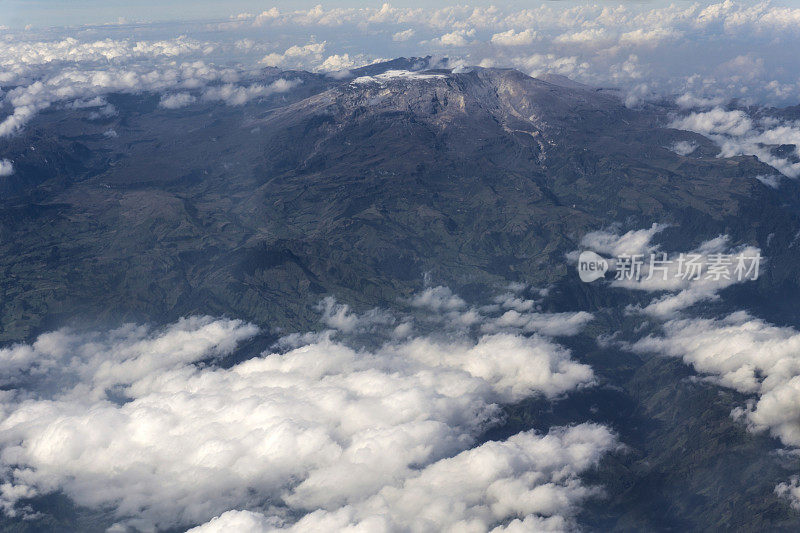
[[0, 59, 795, 341]]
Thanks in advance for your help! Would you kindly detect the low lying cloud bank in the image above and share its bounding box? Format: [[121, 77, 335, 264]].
[[672, 108, 800, 178], [189, 423, 617, 533], [581, 223, 667, 258], [631, 311, 800, 508], [0, 60, 300, 137], [0, 288, 615, 531], [633, 312, 800, 444]]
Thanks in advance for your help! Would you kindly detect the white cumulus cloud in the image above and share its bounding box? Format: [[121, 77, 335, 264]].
[[0, 289, 609, 531], [159, 92, 197, 109], [201, 79, 300, 106], [392, 28, 416, 42], [491, 29, 539, 46], [629, 308, 800, 508], [631, 312, 800, 451], [190, 423, 618, 533], [0, 159, 14, 177], [672, 108, 800, 178]]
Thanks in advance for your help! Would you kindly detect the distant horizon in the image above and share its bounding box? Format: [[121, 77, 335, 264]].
[[3, 0, 791, 29], [4, 1, 800, 106]]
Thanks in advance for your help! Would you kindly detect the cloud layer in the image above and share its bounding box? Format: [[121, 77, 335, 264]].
[[2, 1, 800, 142], [672, 107, 800, 179], [0, 289, 613, 531], [189, 423, 617, 532], [204, 1, 800, 105]]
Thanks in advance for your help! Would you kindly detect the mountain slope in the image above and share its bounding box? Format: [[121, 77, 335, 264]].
[[0, 60, 792, 339]]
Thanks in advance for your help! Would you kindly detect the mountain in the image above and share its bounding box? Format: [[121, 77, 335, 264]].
[[2, 58, 800, 531], [0, 58, 794, 339]]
